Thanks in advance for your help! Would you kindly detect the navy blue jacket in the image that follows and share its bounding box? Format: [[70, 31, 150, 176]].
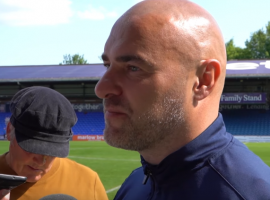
[[114, 114, 270, 200]]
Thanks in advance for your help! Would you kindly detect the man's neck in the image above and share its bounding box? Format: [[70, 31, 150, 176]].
[[139, 112, 219, 165], [139, 132, 196, 165]]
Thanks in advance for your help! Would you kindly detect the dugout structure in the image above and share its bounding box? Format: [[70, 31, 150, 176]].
[[0, 60, 270, 141]]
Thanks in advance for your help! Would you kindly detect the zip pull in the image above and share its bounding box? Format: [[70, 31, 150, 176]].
[[142, 169, 151, 185]]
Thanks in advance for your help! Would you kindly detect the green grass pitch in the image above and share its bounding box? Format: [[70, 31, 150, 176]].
[[0, 141, 270, 200]]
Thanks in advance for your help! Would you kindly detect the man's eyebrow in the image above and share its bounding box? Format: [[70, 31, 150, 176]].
[[101, 53, 153, 66], [116, 55, 145, 63]]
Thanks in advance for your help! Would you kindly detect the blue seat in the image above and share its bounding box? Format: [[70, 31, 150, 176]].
[[0, 112, 105, 136], [0, 113, 11, 136], [1, 110, 269, 136], [221, 110, 270, 136], [72, 112, 105, 135]]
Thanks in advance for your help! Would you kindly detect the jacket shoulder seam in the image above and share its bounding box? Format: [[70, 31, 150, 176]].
[[208, 160, 246, 200]]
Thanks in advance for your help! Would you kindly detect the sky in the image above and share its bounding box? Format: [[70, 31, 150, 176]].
[[0, 0, 270, 66]]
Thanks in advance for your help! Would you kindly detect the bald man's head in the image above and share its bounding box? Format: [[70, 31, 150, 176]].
[[97, 0, 227, 154]]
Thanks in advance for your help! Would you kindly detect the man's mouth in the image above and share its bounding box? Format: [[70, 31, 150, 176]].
[[105, 110, 127, 118], [28, 165, 42, 171]]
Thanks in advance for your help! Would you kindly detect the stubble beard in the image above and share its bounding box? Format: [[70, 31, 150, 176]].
[[103, 92, 185, 151]]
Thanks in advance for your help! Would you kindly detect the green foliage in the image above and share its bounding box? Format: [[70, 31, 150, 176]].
[[60, 54, 88, 65], [245, 29, 269, 59], [226, 21, 270, 60], [225, 39, 251, 60], [265, 21, 270, 58]]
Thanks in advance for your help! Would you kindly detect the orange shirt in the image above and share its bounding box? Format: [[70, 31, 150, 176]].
[[0, 153, 108, 200]]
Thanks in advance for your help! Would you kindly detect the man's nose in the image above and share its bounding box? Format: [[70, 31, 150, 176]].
[[95, 67, 122, 99], [33, 154, 45, 165]]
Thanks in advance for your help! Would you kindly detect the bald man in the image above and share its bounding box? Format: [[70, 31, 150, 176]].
[[95, 0, 270, 199]]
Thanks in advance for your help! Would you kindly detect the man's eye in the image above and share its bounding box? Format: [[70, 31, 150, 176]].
[[104, 63, 110, 69], [129, 66, 140, 71]]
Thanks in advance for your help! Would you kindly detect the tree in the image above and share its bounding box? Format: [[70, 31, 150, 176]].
[[245, 29, 269, 59], [226, 21, 270, 60], [60, 54, 88, 65], [225, 39, 251, 60], [264, 21, 270, 58]]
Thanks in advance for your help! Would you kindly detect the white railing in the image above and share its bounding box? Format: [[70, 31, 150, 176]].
[[234, 135, 270, 142]]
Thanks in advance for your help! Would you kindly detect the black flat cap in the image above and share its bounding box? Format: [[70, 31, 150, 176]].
[[10, 86, 77, 157]]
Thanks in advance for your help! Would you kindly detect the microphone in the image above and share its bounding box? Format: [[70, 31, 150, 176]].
[[39, 194, 77, 200]]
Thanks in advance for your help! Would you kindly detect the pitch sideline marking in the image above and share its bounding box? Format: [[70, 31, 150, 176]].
[[106, 185, 121, 194], [68, 155, 139, 162]]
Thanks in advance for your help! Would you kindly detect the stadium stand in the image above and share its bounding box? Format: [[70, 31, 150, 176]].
[[0, 113, 10, 137], [73, 112, 105, 135], [221, 110, 270, 135], [0, 112, 105, 136], [0, 60, 270, 140], [2, 110, 269, 137]]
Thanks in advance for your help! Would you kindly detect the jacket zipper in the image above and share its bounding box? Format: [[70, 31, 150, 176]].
[[142, 168, 151, 185], [142, 168, 156, 200]]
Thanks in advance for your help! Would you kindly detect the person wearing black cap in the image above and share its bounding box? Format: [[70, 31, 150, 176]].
[[0, 86, 108, 200]]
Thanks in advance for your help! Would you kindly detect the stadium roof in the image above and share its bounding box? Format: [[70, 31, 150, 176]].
[[0, 60, 270, 82], [226, 60, 270, 78], [0, 64, 106, 82]]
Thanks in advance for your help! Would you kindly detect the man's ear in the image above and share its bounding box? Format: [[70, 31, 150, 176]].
[[193, 59, 221, 101], [6, 122, 12, 141]]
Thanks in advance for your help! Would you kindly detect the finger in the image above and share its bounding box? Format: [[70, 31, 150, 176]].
[[0, 189, 10, 200]]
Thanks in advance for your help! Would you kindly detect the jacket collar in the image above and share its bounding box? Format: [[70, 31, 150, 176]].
[[141, 113, 232, 185]]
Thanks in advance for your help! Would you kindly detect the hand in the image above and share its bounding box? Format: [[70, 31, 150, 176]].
[[0, 189, 10, 200]]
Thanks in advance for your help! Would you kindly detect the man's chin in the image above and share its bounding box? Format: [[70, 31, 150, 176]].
[[104, 133, 146, 151], [104, 132, 121, 148], [104, 131, 129, 149]]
